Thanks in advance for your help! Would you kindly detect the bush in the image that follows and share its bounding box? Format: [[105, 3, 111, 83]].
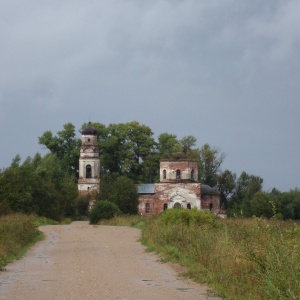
[[159, 208, 216, 226], [76, 194, 91, 216], [89, 201, 121, 224]]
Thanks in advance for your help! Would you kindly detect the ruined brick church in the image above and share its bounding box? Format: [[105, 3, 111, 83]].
[[137, 160, 222, 216], [78, 123, 223, 216]]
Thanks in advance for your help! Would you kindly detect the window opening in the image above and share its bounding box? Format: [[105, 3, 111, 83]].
[[187, 203, 191, 209], [146, 203, 150, 214], [163, 203, 168, 211], [163, 169, 166, 179], [174, 202, 181, 209], [86, 165, 92, 178], [209, 203, 213, 211], [176, 169, 181, 179], [191, 169, 194, 180]]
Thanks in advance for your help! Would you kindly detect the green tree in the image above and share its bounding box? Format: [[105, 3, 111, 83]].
[[39, 123, 81, 176], [217, 169, 236, 208], [198, 144, 225, 187], [228, 172, 263, 217], [157, 133, 181, 158], [250, 192, 274, 218], [180, 135, 197, 155], [99, 174, 138, 214], [96, 121, 156, 182]]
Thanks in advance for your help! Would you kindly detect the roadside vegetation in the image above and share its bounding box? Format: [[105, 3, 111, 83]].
[[100, 210, 300, 300], [0, 214, 42, 270], [0, 214, 72, 270]]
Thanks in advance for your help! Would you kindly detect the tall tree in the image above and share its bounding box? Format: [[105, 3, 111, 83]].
[[198, 143, 225, 187], [180, 135, 197, 155], [228, 171, 263, 217], [157, 133, 180, 158], [39, 123, 81, 176], [217, 169, 236, 208], [99, 174, 138, 214], [96, 121, 156, 182]]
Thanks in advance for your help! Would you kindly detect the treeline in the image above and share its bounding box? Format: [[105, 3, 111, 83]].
[[0, 121, 299, 220], [0, 153, 78, 220]]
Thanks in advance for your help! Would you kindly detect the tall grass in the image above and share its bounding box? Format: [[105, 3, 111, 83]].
[[140, 210, 300, 300], [98, 214, 147, 229], [0, 214, 41, 270]]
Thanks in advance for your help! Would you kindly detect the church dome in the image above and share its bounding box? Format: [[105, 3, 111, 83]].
[[201, 184, 214, 195], [81, 122, 97, 135]]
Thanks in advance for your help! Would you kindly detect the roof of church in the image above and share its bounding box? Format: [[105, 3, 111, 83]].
[[137, 184, 155, 194], [81, 122, 97, 135], [201, 184, 219, 195]]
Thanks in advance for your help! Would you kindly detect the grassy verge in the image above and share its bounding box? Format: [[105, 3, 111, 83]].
[[100, 210, 300, 300], [0, 214, 42, 270], [141, 211, 300, 300], [0, 214, 72, 270], [98, 214, 147, 229]]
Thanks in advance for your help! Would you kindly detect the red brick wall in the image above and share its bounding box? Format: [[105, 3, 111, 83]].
[[201, 195, 220, 214]]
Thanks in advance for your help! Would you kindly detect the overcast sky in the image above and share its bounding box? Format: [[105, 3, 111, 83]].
[[1, 0, 299, 191]]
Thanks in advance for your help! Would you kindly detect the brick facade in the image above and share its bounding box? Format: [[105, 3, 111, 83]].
[[138, 159, 223, 216]]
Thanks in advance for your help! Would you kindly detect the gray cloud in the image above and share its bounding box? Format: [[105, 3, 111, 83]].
[[1, 0, 299, 191]]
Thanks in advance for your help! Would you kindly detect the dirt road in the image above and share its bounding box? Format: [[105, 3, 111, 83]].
[[0, 222, 220, 300]]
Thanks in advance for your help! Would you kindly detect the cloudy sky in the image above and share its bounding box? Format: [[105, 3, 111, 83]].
[[1, 0, 299, 191]]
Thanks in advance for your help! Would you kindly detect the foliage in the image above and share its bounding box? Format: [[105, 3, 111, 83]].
[[250, 192, 274, 218], [159, 208, 216, 226], [99, 174, 139, 214], [0, 214, 40, 270], [3, 120, 300, 221], [217, 169, 236, 208], [0, 153, 78, 220], [89, 201, 121, 224], [228, 171, 263, 217], [76, 194, 91, 216], [87, 121, 157, 183], [97, 214, 147, 229], [198, 143, 225, 187], [141, 215, 300, 300], [180, 135, 197, 154], [157, 133, 181, 158], [39, 123, 81, 177]]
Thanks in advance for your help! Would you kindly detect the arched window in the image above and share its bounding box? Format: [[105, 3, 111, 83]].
[[146, 203, 150, 214], [176, 169, 181, 179], [163, 169, 166, 179], [86, 165, 92, 178], [187, 203, 191, 209], [174, 202, 181, 209], [191, 169, 194, 180], [163, 203, 168, 211], [209, 203, 213, 211]]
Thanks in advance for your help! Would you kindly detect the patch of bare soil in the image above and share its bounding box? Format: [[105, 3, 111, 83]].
[[0, 222, 221, 300]]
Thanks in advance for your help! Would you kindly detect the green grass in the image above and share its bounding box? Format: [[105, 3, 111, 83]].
[[0, 214, 42, 270], [141, 211, 300, 300], [101, 210, 300, 300], [97, 214, 148, 230], [0, 214, 70, 270]]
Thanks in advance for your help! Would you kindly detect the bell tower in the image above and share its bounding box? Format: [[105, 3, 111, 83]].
[[78, 122, 100, 194]]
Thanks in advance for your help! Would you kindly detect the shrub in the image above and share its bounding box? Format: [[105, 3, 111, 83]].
[[159, 208, 216, 226], [89, 201, 121, 224], [76, 194, 91, 216]]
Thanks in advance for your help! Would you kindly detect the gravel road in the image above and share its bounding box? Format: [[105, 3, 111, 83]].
[[0, 222, 221, 300]]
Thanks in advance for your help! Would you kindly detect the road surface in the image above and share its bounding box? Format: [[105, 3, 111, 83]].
[[0, 222, 221, 300]]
